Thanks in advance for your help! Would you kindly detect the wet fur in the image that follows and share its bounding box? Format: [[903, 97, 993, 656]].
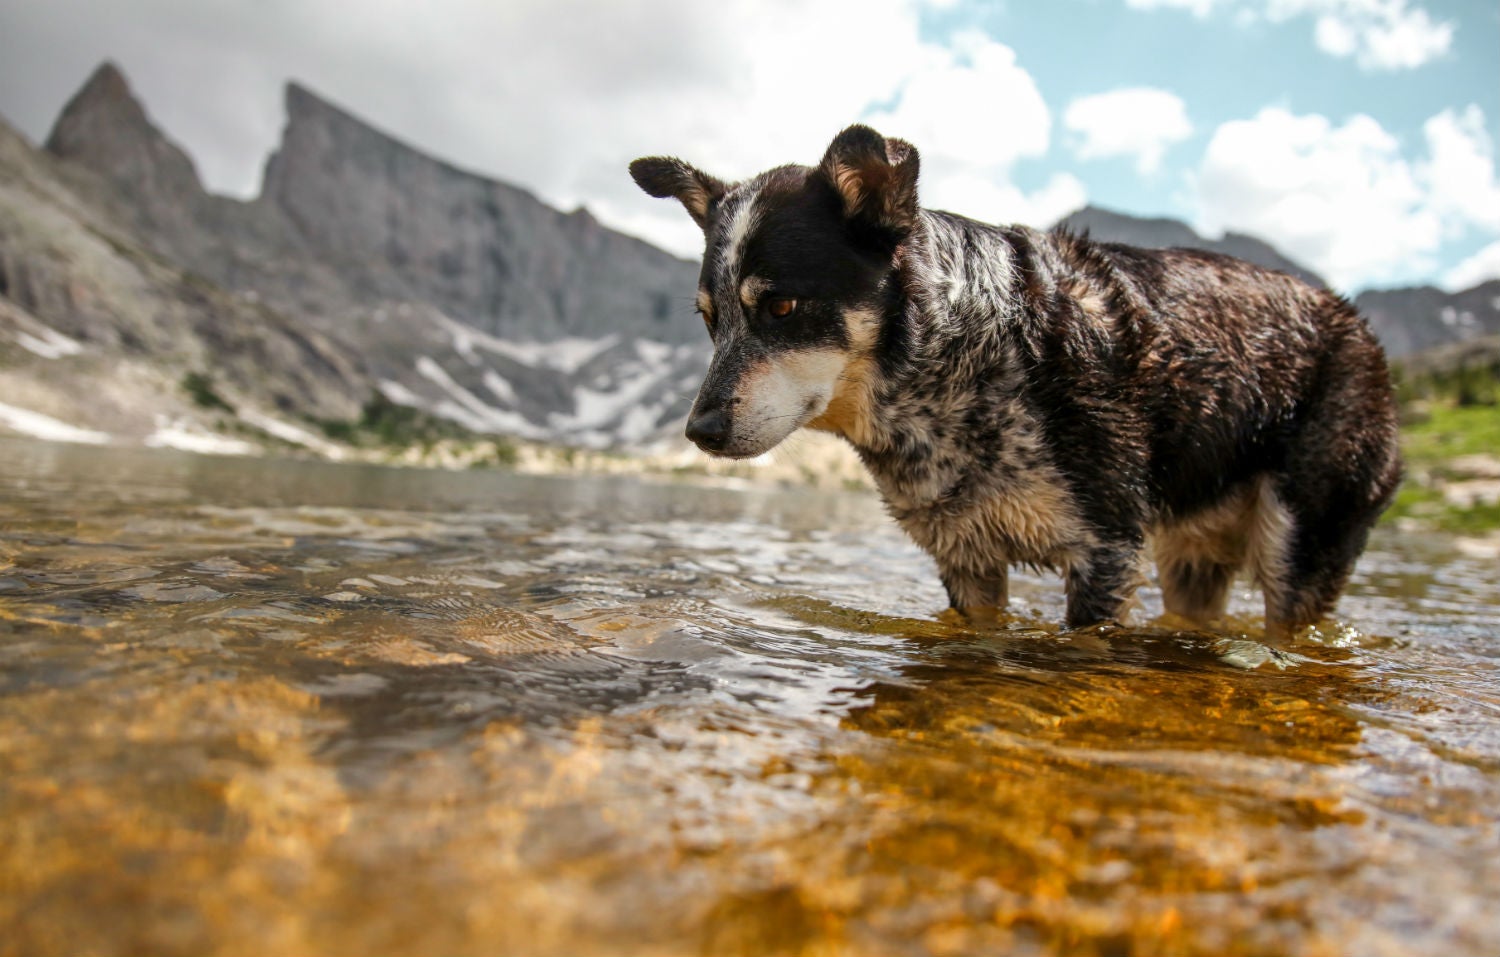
[[631, 126, 1402, 636]]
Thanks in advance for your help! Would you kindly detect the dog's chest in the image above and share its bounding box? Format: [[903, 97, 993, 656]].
[[864, 395, 1093, 571]]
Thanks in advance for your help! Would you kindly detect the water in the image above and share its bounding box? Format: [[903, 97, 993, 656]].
[[1, 436, 1497, 957]]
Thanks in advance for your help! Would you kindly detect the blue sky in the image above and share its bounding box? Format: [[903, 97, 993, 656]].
[[0, 0, 1496, 293], [915, 0, 1500, 291]]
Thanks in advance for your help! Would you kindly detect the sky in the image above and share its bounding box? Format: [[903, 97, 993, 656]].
[[0, 0, 1496, 295]]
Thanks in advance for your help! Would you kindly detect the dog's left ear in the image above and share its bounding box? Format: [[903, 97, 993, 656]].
[[819, 125, 921, 239], [629, 156, 729, 231]]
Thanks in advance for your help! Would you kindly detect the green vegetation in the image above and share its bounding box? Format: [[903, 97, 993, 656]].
[[181, 371, 235, 414], [1394, 342, 1500, 409], [311, 391, 517, 466], [1386, 350, 1500, 534]]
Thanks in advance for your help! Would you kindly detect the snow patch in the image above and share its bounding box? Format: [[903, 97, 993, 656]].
[[239, 409, 346, 459], [482, 370, 518, 405], [378, 379, 424, 405], [416, 356, 547, 438], [145, 417, 257, 456], [425, 310, 620, 373], [13, 327, 84, 360], [0, 401, 109, 444]]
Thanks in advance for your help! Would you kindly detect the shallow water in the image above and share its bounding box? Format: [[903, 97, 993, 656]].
[[1, 436, 1497, 957]]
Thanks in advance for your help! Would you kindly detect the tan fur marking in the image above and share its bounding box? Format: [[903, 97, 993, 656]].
[[739, 276, 771, 309], [1062, 278, 1107, 319], [829, 162, 865, 215], [841, 305, 881, 353], [696, 289, 712, 316], [968, 478, 1087, 564], [805, 353, 877, 448], [802, 305, 882, 447], [1149, 476, 1297, 627], [1245, 479, 1294, 603], [680, 186, 711, 226]]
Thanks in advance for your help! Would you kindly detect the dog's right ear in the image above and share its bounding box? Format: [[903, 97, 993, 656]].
[[819, 125, 921, 240], [629, 157, 729, 231]]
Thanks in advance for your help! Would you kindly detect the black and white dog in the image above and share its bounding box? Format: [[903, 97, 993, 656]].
[[631, 125, 1401, 636]]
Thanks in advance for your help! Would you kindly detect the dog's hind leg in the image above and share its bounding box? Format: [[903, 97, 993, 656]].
[[1152, 489, 1256, 625], [1260, 335, 1402, 638], [1158, 556, 1237, 624]]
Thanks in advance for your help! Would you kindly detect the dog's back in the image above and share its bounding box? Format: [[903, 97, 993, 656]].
[[1000, 226, 1402, 630]]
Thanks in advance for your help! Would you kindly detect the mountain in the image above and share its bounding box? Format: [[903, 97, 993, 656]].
[[1353, 281, 1500, 359], [1, 89, 367, 448], [9, 61, 706, 451]]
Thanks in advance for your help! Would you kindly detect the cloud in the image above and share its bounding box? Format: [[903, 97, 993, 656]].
[[864, 32, 1077, 227], [0, 1, 1079, 256], [1420, 106, 1500, 234], [1442, 241, 1500, 292], [1063, 88, 1192, 174], [1125, 0, 1453, 71], [1193, 104, 1500, 291], [1124, 0, 1223, 15], [866, 31, 1052, 168], [920, 171, 1088, 229]]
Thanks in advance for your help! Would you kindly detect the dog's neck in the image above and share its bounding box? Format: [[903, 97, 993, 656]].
[[817, 212, 1037, 448]]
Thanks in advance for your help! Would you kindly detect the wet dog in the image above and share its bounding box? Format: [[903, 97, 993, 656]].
[[630, 125, 1402, 636]]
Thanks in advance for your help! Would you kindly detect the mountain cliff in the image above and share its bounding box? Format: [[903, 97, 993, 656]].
[[5, 62, 706, 450]]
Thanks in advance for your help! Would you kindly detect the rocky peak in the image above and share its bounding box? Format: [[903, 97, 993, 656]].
[[44, 61, 205, 201], [257, 79, 699, 343]]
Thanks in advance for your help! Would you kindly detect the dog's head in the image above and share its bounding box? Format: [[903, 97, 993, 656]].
[[630, 125, 920, 458]]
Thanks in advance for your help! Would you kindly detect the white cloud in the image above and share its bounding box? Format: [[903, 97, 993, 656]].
[[922, 170, 1088, 228], [1125, 0, 1225, 15], [1193, 104, 1500, 291], [867, 32, 1051, 168], [1442, 241, 1500, 292], [864, 32, 1077, 227], [1421, 106, 1500, 234], [1126, 0, 1453, 71], [1063, 87, 1192, 174]]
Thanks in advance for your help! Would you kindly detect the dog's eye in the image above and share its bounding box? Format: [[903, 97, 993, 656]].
[[766, 298, 797, 319]]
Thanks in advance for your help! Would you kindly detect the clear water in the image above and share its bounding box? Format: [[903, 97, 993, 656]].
[[1, 436, 1497, 957]]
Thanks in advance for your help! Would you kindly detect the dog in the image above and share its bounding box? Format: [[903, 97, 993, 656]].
[[630, 125, 1402, 637]]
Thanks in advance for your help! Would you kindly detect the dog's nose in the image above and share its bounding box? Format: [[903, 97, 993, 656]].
[[685, 409, 731, 451]]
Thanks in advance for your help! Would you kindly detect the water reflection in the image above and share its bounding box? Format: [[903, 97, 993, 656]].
[[1, 436, 1498, 956]]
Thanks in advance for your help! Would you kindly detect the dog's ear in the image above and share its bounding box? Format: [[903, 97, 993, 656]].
[[629, 156, 729, 231], [819, 125, 921, 239]]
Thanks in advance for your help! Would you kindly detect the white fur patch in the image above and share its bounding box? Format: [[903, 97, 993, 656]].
[[730, 348, 844, 455], [720, 189, 762, 283]]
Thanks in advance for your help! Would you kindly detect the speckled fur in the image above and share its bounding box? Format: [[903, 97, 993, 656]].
[[631, 126, 1402, 634]]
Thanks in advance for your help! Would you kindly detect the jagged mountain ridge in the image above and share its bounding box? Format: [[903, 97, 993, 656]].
[[15, 62, 707, 449], [0, 103, 368, 447]]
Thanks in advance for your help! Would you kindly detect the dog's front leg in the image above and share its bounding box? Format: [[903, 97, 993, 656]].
[[941, 566, 1009, 621], [1063, 541, 1144, 629]]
